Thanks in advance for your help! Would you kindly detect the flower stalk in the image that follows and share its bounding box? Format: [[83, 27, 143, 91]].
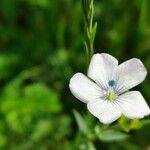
[[81, 0, 97, 64]]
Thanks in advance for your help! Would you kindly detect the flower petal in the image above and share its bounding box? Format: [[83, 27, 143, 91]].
[[88, 53, 118, 89], [69, 73, 103, 103], [87, 100, 121, 124], [116, 91, 150, 119], [116, 58, 147, 94]]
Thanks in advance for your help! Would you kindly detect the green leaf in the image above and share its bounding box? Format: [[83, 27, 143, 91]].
[[98, 129, 129, 142], [24, 83, 62, 113], [31, 120, 52, 142], [73, 110, 88, 135], [79, 142, 96, 150], [90, 22, 97, 44], [87, 142, 96, 150]]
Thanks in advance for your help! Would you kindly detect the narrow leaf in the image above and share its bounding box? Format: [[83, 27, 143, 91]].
[[87, 142, 96, 150], [98, 129, 129, 142], [90, 22, 97, 44], [73, 110, 88, 134]]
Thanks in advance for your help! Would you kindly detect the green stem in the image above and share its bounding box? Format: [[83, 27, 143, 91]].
[[81, 0, 97, 65]]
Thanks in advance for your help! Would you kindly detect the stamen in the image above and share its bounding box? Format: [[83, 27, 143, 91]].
[[105, 92, 117, 101], [108, 80, 116, 87]]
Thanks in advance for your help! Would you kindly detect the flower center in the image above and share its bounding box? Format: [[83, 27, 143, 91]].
[[104, 92, 117, 101], [108, 80, 116, 87]]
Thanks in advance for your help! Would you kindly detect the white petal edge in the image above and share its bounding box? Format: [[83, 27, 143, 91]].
[[88, 53, 118, 89], [116, 91, 150, 119], [116, 58, 147, 94], [69, 73, 103, 103], [87, 100, 121, 124]]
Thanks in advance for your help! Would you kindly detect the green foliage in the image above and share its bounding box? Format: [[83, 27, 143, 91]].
[[97, 129, 129, 142], [0, 0, 150, 149], [73, 110, 88, 135], [82, 0, 97, 62]]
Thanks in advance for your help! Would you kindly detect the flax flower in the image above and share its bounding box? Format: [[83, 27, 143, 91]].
[[69, 53, 150, 124]]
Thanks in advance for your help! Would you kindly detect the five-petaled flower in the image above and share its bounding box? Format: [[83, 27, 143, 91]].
[[69, 53, 150, 124]]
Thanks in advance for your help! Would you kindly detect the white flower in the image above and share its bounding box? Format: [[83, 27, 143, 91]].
[[69, 53, 150, 124]]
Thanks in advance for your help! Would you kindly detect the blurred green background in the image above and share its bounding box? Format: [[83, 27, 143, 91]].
[[0, 0, 150, 149]]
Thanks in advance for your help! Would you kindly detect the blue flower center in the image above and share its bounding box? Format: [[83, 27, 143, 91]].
[[108, 80, 116, 87]]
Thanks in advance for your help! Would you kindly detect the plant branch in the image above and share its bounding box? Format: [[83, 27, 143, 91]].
[[81, 0, 97, 64]]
